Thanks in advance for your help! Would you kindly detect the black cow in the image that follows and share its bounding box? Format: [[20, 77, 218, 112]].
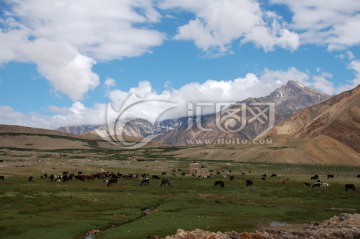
[[271, 174, 277, 178], [0, 175, 4, 181], [152, 175, 160, 180], [345, 184, 356, 191], [214, 180, 225, 188], [327, 174, 335, 179], [140, 178, 150, 186], [304, 182, 311, 187], [312, 182, 322, 188], [229, 175, 235, 181], [160, 179, 171, 186], [161, 172, 167, 176], [356, 174, 360, 179], [311, 174, 319, 180], [106, 177, 118, 187], [246, 180, 253, 187], [28, 176, 34, 182]]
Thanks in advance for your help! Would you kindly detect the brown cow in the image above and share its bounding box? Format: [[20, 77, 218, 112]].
[[83, 174, 95, 181]]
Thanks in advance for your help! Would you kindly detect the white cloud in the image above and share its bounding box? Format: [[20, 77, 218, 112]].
[[104, 78, 116, 89], [0, 0, 164, 100], [160, 0, 299, 55], [260, 67, 309, 85], [270, 0, 360, 50], [312, 73, 335, 95], [345, 60, 360, 88], [6, 0, 164, 60]]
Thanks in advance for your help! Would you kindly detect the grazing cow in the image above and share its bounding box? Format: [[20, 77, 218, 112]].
[[160, 179, 171, 186], [356, 174, 360, 179], [262, 174, 267, 178], [345, 184, 356, 191], [28, 176, 34, 182], [241, 172, 246, 176], [271, 174, 277, 178], [304, 182, 311, 187], [152, 175, 160, 180], [282, 178, 290, 186], [106, 177, 118, 187], [49, 174, 55, 181], [214, 180, 225, 188], [181, 172, 186, 177], [312, 182, 322, 188], [327, 174, 335, 179], [140, 178, 150, 186], [246, 180, 253, 187], [229, 175, 235, 181], [321, 183, 329, 188], [83, 174, 95, 181], [311, 174, 319, 180], [0, 175, 4, 181], [261, 176, 266, 180], [161, 172, 167, 176]]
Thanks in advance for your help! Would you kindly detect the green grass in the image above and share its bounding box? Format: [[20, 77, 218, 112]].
[[1, 163, 360, 239]]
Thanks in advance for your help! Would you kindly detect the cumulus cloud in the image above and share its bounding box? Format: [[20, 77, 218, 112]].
[[270, 0, 360, 50], [159, 0, 299, 55], [104, 78, 116, 89], [0, 0, 164, 100], [312, 73, 335, 95]]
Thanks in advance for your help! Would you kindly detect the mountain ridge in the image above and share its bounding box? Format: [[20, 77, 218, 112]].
[[257, 84, 360, 153]]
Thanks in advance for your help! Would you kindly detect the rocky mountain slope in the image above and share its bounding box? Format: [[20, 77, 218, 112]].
[[156, 80, 329, 145], [258, 84, 360, 153]]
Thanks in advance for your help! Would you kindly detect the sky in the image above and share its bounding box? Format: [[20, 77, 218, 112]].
[[0, 0, 360, 129]]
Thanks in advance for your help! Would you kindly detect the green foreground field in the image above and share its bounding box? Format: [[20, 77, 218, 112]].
[[1, 162, 360, 239]]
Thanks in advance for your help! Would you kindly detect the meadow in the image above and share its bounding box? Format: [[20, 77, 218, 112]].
[[0, 161, 360, 239]]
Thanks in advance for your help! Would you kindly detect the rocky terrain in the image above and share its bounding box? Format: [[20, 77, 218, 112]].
[[258, 84, 360, 153], [164, 213, 360, 239]]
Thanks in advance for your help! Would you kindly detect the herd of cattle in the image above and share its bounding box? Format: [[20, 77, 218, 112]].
[[0, 170, 359, 191]]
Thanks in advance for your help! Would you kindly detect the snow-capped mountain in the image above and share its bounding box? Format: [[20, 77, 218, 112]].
[[155, 80, 330, 145], [56, 81, 329, 144]]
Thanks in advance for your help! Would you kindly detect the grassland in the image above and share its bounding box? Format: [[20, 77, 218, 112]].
[[1, 158, 360, 239]]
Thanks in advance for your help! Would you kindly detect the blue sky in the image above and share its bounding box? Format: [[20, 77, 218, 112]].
[[0, 0, 360, 129]]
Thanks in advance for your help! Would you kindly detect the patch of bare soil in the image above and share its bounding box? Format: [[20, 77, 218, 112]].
[[164, 213, 360, 239]]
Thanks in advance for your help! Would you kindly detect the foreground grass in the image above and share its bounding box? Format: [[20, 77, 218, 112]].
[[1, 164, 360, 239]]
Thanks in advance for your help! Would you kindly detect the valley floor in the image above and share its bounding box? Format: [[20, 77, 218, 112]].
[[1, 147, 360, 239]]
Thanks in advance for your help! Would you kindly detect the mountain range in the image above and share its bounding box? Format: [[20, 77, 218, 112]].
[[2, 81, 360, 165], [155, 80, 329, 145], [57, 80, 329, 144]]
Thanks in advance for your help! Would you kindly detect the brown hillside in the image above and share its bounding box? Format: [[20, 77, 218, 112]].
[[258, 85, 360, 153]]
